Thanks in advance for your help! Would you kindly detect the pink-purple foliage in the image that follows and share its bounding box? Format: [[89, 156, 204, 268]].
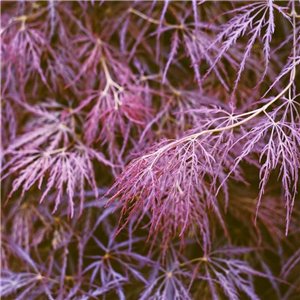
[[1, 1, 300, 299]]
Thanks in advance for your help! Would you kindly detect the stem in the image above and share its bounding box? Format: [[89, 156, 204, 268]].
[[100, 57, 123, 109], [144, 78, 293, 161], [45, 147, 67, 155], [129, 8, 184, 29], [180, 257, 208, 267], [101, 57, 113, 95]]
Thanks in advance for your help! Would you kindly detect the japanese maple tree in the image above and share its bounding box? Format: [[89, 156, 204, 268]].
[[1, 1, 300, 299]]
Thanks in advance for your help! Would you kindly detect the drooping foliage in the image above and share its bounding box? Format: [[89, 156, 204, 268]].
[[1, 1, 300, 299]]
